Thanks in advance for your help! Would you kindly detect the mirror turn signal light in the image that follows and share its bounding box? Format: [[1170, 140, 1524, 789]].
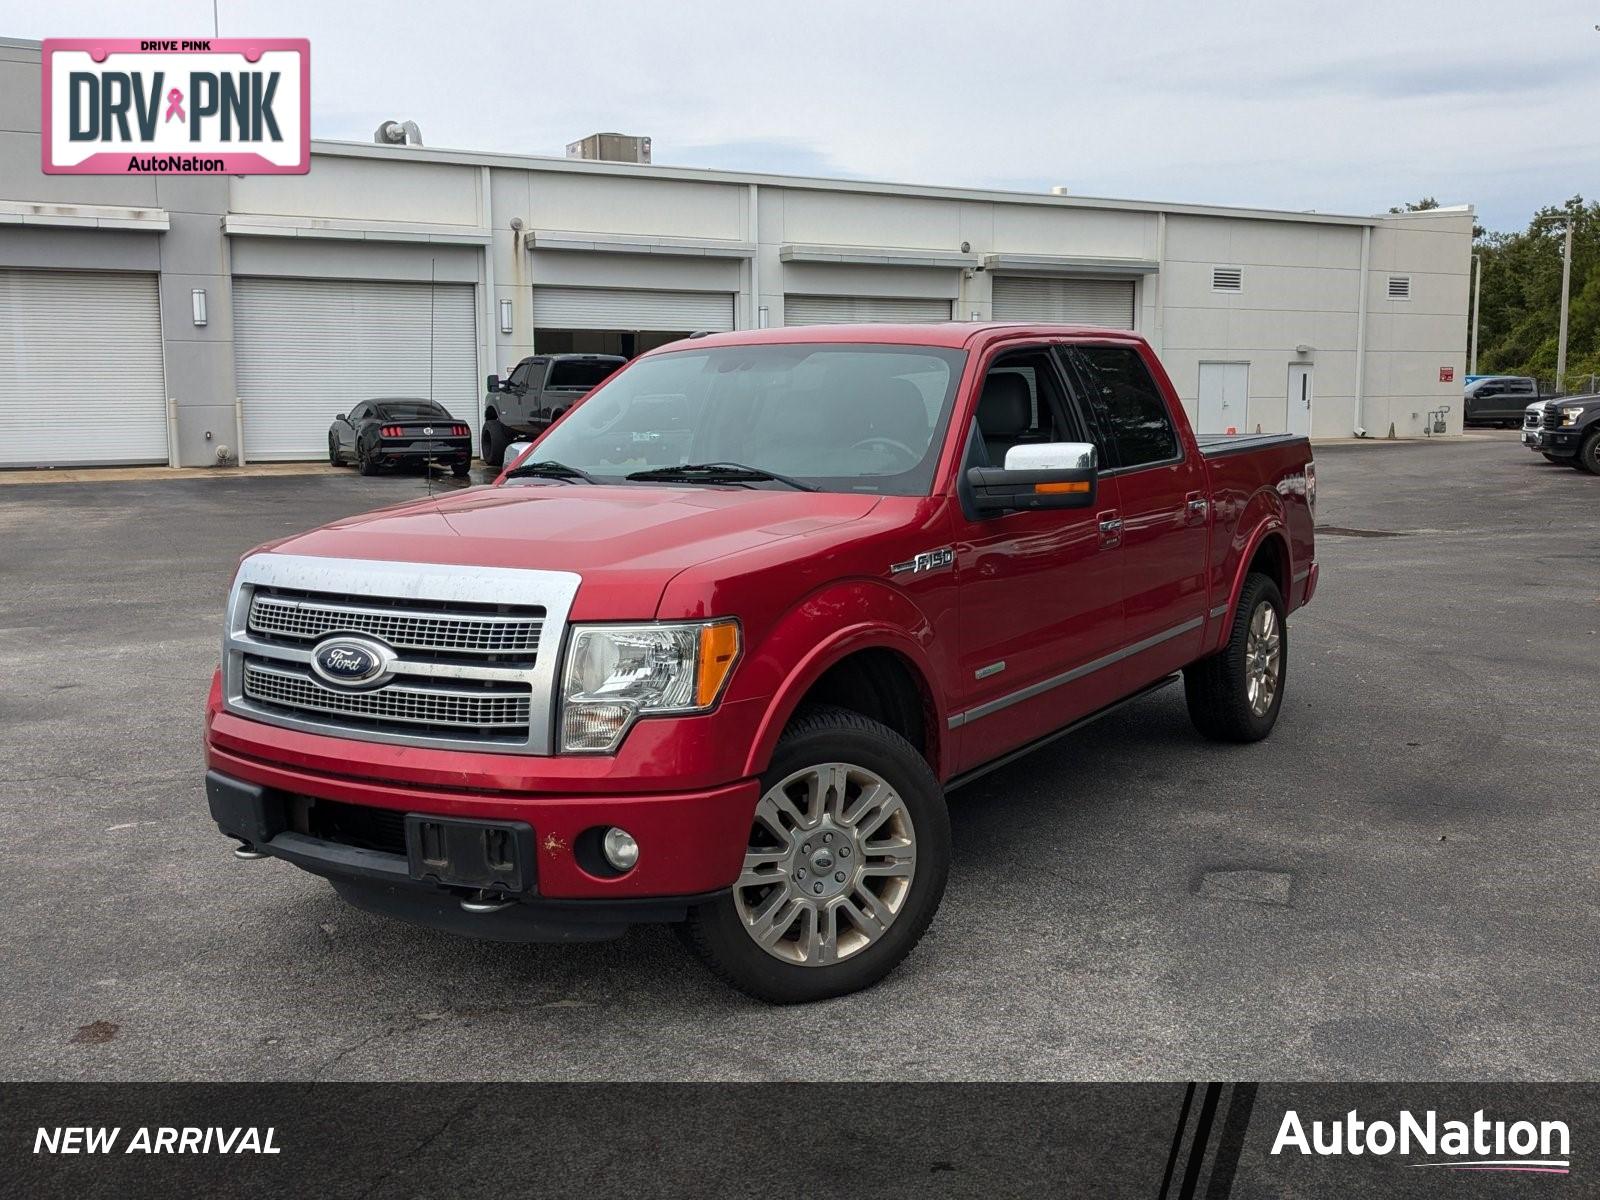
[[1033, 480, 1092, 495]]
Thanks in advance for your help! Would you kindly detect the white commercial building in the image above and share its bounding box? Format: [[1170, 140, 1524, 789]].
[[0, 36, 1473, 468]]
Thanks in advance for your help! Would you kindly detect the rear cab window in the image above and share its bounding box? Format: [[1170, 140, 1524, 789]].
[[548, 360, 622, 390]]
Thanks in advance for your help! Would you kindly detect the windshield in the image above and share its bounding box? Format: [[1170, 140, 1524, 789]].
[[374, 401, 448, 420], [524, 343, 967, 495]]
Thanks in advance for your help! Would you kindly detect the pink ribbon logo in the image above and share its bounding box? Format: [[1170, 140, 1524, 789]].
[[164, 88, 185, 123]]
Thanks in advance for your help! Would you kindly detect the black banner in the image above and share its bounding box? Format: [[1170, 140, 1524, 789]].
[[4, 1083, 1591, 1197]]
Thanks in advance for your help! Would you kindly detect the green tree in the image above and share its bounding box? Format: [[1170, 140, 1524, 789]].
[[1471, 196, 1599, 391]]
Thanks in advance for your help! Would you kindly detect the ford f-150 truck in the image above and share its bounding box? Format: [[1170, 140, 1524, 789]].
[[206, 323, 1318, 1003]]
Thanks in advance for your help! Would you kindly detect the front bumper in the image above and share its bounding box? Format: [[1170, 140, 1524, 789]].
[[1526, 430, 1578, 457], [207, 769, 742, 941]]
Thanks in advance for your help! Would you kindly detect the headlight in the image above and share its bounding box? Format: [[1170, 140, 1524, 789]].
[[1561, 406, 1585, 427], [559, 620, 740, 753]]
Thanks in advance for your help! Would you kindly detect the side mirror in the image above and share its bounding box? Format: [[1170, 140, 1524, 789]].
[[486, 374, 500, 393], [968, 442, 1098, 513], [501, 441, 535, 472], [335, 413, 346, 422]]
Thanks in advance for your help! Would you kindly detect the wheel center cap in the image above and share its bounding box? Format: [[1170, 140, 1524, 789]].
[[811, 849, 834, 872]]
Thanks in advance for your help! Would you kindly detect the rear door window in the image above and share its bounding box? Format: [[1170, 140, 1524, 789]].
[[1064, 345, 1179, 469]]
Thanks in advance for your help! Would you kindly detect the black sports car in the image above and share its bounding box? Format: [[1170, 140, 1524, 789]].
[[328, 398, 473, 477]]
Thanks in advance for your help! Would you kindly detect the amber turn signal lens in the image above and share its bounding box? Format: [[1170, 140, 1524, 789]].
[[696, 621, 741, 707], [1033, 480, 1091, 494]]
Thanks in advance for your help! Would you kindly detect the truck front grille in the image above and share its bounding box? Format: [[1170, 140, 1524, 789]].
[[222, 556, 581, 755], [248, 591, 542, 657], [1524, 409, 1543, 431], [243, 660, 531, 734]]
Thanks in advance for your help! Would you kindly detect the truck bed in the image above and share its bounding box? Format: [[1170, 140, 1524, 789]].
[[1195, 432, 1309, 458]]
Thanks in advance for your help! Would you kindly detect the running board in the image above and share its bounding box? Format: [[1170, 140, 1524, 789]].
[[945, 673, 1180, 792]]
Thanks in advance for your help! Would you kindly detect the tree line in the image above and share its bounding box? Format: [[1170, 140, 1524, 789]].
[[1447, 195, 1599, 391]]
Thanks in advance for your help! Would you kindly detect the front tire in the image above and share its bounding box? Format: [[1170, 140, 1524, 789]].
[[1577, 430, 1600, 475], [327, 434, 342, 467], [482, 423, 509, 470], [1185, 573, 1287, 743], [682, 705, 950, 1004]]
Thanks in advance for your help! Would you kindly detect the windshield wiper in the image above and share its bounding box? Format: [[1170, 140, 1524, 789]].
[[503, 459, 599, 484], [625, 462, 819, 492]]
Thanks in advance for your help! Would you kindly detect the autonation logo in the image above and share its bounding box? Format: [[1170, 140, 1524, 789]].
[[1273, 1109, 1571, 1174]]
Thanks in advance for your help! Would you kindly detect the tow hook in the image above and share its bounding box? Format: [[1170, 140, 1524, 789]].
[[232, 841, 267, 860], [459, 889, 515, 914]]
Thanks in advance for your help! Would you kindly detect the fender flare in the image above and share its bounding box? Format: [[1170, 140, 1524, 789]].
[[740, 604, 947, 781], [1220, 514, 1291, 636]]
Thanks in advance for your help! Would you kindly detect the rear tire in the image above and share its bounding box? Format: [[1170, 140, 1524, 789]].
[[451, 462, 472, 479], [1577, 430, 1600, 475], [1185, 573, 1287, 743], [482, 423, 509, 469], [681, 705, 950, 1004], [357, 445, 379, 476]]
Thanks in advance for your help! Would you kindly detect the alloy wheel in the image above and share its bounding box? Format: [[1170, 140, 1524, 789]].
[[1244, 601, 1282, 716], [733, 762, 916, 967]]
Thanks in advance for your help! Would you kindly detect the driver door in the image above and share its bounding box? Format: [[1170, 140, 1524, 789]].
[[950, 344, 1125, 773]]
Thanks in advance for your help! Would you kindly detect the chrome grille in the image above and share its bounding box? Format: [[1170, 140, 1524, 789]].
[[243, 660, 530, 732], [249, 592, 542, 655], [222, 555, 582, 755]]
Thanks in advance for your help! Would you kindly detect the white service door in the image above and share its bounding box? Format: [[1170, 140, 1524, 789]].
[[1, 269, 167, 467], [529, 286, 734, 332], [990, 276, 1136, 328], [784, 295, 952, 325], [233, 278, 479, 460], [1198, 362, 1249, 435], [1287, 364, 1313, 437]]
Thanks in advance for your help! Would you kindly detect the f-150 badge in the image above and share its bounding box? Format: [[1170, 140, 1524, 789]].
[[891, 547, 954, 576]]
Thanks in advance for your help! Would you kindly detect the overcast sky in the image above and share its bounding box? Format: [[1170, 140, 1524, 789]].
[[7, 0, 1595, 232]]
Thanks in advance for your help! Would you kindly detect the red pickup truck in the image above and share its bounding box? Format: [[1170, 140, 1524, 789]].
[[206, 323, 1317, 1003]]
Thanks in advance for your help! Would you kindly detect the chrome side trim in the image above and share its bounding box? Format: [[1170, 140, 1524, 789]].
[[974, 661, 1006, 680], [221, 554, 581, 756], [1209, 603, 1230, 619], [948, 616, 1205, 729]]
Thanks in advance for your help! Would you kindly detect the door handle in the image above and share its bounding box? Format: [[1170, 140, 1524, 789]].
[[1097, 510, 1123, 548], [1185, 492, 1209, 523]]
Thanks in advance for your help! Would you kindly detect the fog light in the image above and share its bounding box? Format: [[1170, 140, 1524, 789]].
[[602, 827, 639, 872]]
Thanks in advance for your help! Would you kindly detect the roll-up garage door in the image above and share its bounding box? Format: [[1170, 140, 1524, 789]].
[[784, 295, 952, 325], [990, 276, 1136, 328], [529, 286, 734, 332], [234, 278, 479, 460], [1, 269, 167, 467]]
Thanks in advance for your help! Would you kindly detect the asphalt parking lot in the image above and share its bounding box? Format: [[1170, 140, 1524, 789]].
[[2, 434, 1596, 1082]]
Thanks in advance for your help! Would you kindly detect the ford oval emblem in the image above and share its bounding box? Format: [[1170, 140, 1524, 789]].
[[310, 635, 393, 688], [423, 426, 434, 435]]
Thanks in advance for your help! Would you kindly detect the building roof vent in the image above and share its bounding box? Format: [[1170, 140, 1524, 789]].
[[1387, 275, 1412, 300], [1212, 266, 1243, 292], [374, 120, 423, 147], [566, 132, 652, 164]]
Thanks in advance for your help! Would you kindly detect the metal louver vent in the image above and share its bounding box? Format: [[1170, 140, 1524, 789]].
[[1387, 275, 1412, 300], [1211, 266, 1243, 292]]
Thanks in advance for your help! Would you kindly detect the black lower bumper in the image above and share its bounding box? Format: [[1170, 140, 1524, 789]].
[[206, 770, 721, 943], [1528, 431, 1578, 457], [376, 444, 471, 464]]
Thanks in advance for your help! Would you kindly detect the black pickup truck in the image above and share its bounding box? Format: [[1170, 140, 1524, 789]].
[[482, 353, 625, 467], [1464, 376, 1545, 427], [1526, 394, 1600, 473]]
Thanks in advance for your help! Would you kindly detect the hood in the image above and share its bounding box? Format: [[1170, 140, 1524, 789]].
[[262, 482, 883, 617]]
